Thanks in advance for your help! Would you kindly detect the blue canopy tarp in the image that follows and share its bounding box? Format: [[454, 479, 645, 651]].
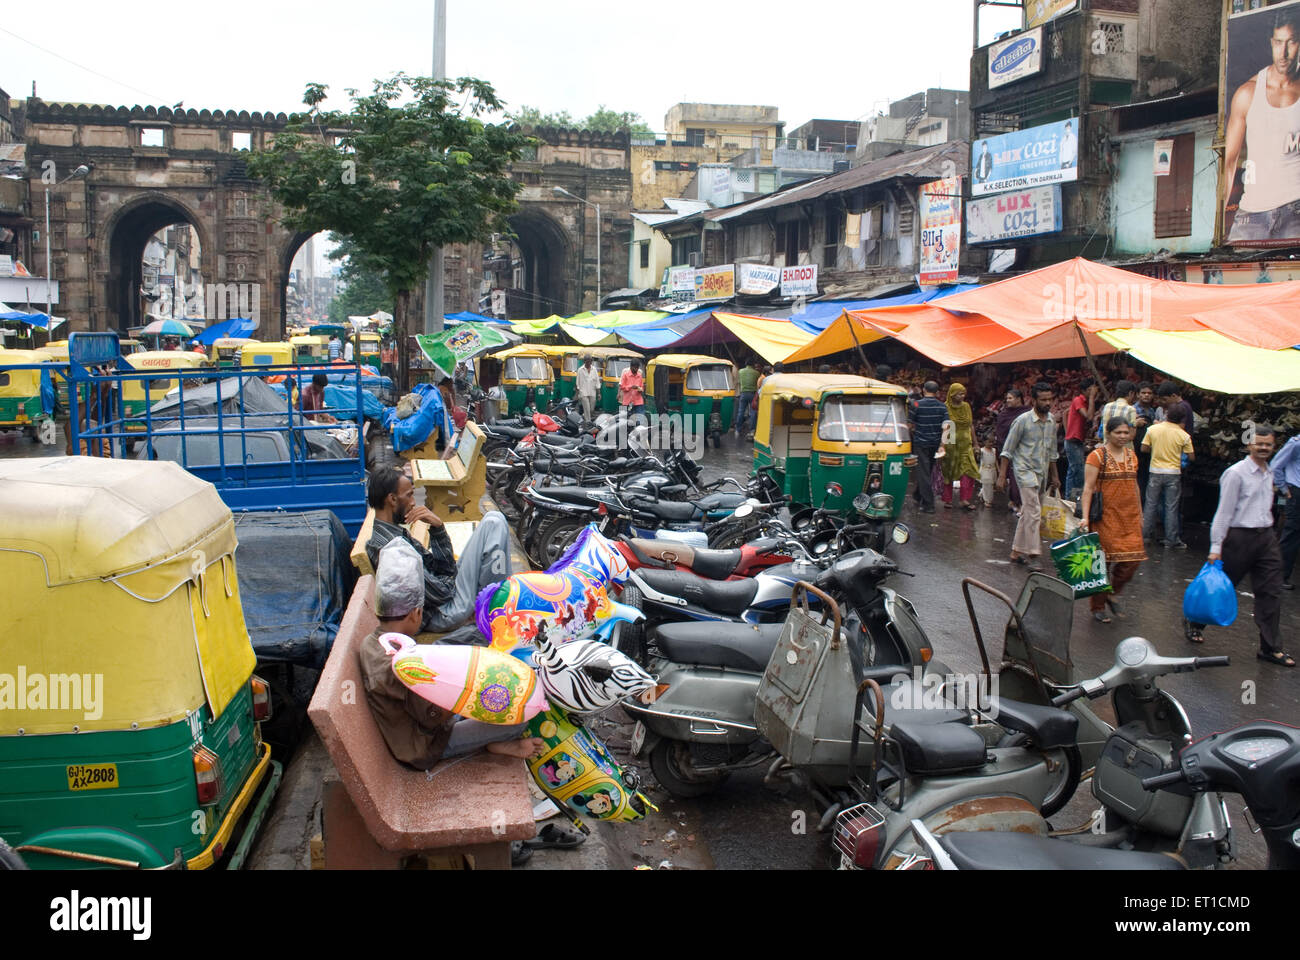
[[615, 308, 715, 349], [384, 382, 451, 453], [446, 311, 510, 325], [789, 286, 981, 334], [192, 317, 258, 345]]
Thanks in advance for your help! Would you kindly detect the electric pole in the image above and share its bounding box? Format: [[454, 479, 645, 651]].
[[423, 0, 447, 335]]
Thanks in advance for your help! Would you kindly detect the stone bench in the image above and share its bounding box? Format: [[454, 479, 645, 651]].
[[306, 574, 536, 868]]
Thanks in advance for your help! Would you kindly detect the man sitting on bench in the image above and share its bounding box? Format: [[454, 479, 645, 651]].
[[365, 464, 511, 637], [359, 539, 544, 764]]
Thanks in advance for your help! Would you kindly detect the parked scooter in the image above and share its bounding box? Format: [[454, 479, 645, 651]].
[[620, 536, 933, 799], [833, 636, 1235, 870]]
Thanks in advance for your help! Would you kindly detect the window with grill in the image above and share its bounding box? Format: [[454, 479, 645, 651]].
[[640, 241, 650, 269], [1096, 21, 1127, 55], [1154, 133, 1195, 238], [685, 128, 706, 147]]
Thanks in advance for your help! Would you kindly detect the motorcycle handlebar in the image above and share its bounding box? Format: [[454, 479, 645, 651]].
[[1141, 770, 1185, 791], [1192, 656, 1231, 669], [1051, 686, 1088, 707]]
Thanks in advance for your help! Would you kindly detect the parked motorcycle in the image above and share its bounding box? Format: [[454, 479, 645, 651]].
[[620, 535, 931, 799], [834, 635, 1236, 870]]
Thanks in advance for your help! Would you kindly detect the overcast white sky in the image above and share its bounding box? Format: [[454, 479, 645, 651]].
[[3, 0, 1023, 132]]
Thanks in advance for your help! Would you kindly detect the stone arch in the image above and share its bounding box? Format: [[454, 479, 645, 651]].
[[277, 229, 335, 334], [103, 194, 210, 333], [507, 207, 574, 318]]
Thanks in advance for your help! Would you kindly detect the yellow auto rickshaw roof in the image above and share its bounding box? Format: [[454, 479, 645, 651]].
[[359, 332, 381, 342], [584, 346, 643, 360], [213, 337, 258, 349], [534, 344, 588, 357], [126, 350, 208, 369], [0, 348, 53, 364], [290, 334, 329, 344], [758, 373, 907, 401], [648, 354, 735, 370], [0, 457, 238, 590], [491, 345, 549, 359]]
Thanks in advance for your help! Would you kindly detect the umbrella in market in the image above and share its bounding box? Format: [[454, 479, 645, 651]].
[[414, 324, 514, 379], [141, 318, 196, 337]]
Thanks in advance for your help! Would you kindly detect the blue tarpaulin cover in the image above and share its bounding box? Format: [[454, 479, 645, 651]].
[[789, 286, 981, 333], [385, 381, 451, 452], [232, 509, 356, 666], [192, 317, 258, 345]]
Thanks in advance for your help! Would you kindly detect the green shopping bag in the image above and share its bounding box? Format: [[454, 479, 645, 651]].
[[1050, 532, 1112, 598]]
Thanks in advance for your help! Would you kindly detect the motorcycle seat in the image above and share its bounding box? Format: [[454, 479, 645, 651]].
[[636, 568, 760, 615], [533, 485, 601, 504], [648, 621, 783, 672], [879, 677, 969, 727], [628, 540, 742, 579], [629, 498, 701, 523], [889, 719, 988, 775], [993, 698, 1078, 751], [939, 831, 1185, 871], [693, 492, 747, 512], [487, 424, 532, 440]]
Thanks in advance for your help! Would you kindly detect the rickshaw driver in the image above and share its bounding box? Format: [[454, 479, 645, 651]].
[[620, 358, 645, 421], [364, 465, 513, 635]]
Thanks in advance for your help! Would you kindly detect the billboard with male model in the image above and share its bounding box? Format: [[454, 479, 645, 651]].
[[1223, 0, 1300, 245]]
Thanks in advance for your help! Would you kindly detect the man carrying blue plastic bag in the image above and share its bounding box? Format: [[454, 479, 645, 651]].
[[1185, 427, 1294, 667]]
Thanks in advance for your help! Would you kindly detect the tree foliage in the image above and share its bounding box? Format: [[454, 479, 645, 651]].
[[509, 103, 653, 135], [326, 234, 392, 324], [247, 73, 532, 387]]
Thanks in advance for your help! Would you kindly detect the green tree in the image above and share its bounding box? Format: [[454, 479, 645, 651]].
[[247, 73, 531, 390], [509, 104, 653, 136], [326, 235, 392, 324]]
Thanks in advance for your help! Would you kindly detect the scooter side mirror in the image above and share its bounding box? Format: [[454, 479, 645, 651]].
[[892, 523, 911, 545], [733, 502, 755, 520]]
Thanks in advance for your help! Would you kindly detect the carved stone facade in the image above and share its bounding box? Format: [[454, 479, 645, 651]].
[[22, 102, 633, 334]]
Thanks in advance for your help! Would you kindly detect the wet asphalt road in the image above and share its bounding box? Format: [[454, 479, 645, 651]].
[[604, 433, 1300, 870]]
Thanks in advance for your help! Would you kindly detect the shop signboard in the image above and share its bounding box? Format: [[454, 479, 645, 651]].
[[1222, 0, 1300, 246], [1025, 0, 1076, 29], [989, 27, 1043, 89], [780, 264, 818, 297], [668, 265, 696, 292], [736, 262, 780, 295], [694, 264, 735, 301], [965, 184, 1062, 244], [971, 120, 1080, 197], [919, 177, 962, 285]]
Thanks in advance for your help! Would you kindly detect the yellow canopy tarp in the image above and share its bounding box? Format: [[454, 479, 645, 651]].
[[710, 312, 817, 365], [1098, 328, 1300, 394]]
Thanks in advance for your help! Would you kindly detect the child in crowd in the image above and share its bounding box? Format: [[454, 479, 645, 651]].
[[978, 433, 998, 508]]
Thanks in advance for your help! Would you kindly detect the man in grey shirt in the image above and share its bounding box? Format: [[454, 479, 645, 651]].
[[997, 381, 1060, 570], [1186, 427, 1293, 666]]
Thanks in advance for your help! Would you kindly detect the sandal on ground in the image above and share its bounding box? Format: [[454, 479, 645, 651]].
[[510, 840, 534, 866], [1093, 610, 1112, 624], [1105, 598, 1125, 619], [1026, 557, 1043, 571], [962, 502, 977, 511], [1185, 627, 1205, 644], [524, 822, 587, 850], [943, 501, 952, 509], [1009, 554, 1027, 565], [1257, 649, 1297, 668]]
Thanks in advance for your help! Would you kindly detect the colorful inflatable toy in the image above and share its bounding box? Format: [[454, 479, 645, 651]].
[[531, 628, 655, 715], [378, 633, 548, 725], [475, 525, 642, 652], [525, 706, 656, 825]]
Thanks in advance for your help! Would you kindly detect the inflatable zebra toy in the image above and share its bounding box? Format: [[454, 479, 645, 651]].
[[530, 626, 655, 715]]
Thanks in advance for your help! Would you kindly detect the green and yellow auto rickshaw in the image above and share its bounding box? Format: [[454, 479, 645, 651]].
[[290, 335, 330, 365], [121, 351, 211, 431], [592, 347, 643, 413], [208, 337, 258, 368], [646, 354, 736, 448], [0, 457, 280, 869], [488, 345, 553, 416], [0, 348, 57, 442], [358, 332, 382, 370], [753, 374, 914, 518], [536, 344, 587, 402]]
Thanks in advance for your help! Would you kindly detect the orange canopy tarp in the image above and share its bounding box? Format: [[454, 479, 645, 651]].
[[784, 258, 1300, 366]]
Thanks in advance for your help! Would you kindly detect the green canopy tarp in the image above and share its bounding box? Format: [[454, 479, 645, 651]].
[[415, 325, 512, 378]]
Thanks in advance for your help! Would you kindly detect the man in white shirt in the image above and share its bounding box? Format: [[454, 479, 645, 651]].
[[343, 338, 355, 362], [576, 355, 601, 422], [1186, 427, 1292, 666]]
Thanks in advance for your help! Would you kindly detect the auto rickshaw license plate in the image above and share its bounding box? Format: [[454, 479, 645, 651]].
[[66, 763, 119, 791], [866, 451, 888, 461]]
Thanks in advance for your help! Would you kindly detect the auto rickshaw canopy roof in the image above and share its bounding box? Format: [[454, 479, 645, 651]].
[[0, 457, 238, 589], [241, 342, 295, 363], [489, 345, 551, 360], [212, 337, 258, 349], [647, 353, 734, 371], [126, 350, 209, 370], [0, 458, 254, 733], [0, 348, 53, 364], [758, 373, 907, 403]]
